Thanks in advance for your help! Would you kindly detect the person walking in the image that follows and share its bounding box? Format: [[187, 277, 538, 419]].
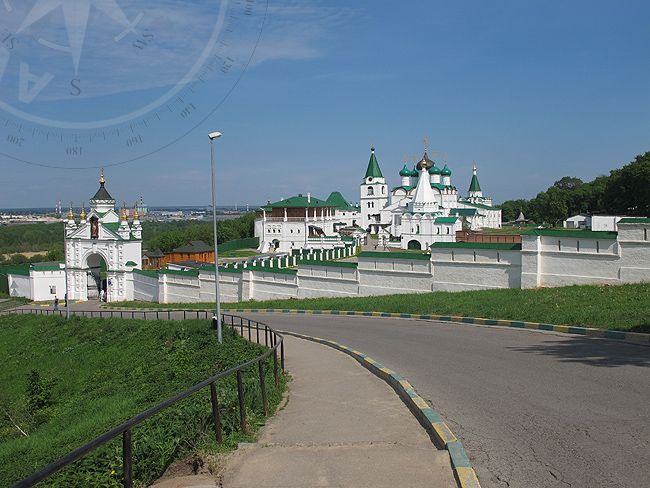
[[54, 296, 59, 310]]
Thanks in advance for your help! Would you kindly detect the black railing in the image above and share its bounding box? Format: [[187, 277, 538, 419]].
[[9, 313, 284, 488]]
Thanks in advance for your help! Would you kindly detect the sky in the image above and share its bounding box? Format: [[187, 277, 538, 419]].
[[1, 0, 649, 210]]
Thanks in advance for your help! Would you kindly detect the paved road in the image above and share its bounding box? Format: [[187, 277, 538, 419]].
[[239, 313, 650, 488]]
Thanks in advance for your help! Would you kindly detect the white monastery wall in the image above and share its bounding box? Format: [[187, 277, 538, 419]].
[[358, 254, 433, 296], [132, 272, 159, 302], [297, 263, 359, 298], [430, 247, 521, 292], [160, 272, 201, 303], [8, 274, 32, 300]]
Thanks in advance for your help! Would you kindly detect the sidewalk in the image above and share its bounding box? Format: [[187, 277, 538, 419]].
[[153, 336, 456, 488]]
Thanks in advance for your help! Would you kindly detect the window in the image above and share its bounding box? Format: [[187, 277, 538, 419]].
[[49, 285, 56, 294], [382, 187, 385, 194], [368, 187, 374, 195]]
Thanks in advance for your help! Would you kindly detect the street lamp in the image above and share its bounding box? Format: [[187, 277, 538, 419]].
[[209, 131, 223, 343]]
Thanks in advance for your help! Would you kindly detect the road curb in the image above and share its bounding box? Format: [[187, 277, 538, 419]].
[[99, 306, 650, 342], [278, 330, 481, 488]]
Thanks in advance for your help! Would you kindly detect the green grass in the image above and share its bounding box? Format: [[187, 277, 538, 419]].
[[0, 297, 31, 310], [117, 283, 650, 332], [0, 314, 287, 487]]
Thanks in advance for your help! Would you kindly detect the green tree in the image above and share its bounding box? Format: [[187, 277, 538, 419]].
[[603, 151, 650, 216], [45, 249, 64, 261], [554, 176, 583, 191], [9, 254, 28, 265]]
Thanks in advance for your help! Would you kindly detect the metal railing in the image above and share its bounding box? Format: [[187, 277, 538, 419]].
[[9, 312, 284, 488]]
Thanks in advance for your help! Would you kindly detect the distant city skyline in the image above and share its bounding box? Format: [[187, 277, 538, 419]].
[[1, 1, 648, 210]]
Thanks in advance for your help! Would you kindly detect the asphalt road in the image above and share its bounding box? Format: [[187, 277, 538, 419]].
[[240, 312, 650, 488]]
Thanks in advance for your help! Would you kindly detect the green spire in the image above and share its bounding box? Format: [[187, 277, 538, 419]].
[[364, 147, 384, 179], [469, 164, 481, 192]]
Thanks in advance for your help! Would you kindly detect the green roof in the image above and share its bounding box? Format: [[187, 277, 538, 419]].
[[430, 242, 522, 250], [102, 222, 136, 240], [173, 240, 213, 253], [399, 164, 412, 177], [441, 164, 451, 176], [364, 148, 383, 179], [392, 185, 416, 192], [435, 217, 459, 223], [457, 200, 497, 210], [145, 248, 165, 258], [261, 194, 331, 210], [326, 191, 357, 211], [618, 217, 650, 224], [449, 208, 478, 216], [469, 173, 481, 193], [133, 268, 159, 279], [358, 251, 430, 260], [522, 229, 618, 239], [125, 261, 138, 266]]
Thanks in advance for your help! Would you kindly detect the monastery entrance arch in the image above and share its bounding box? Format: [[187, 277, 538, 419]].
[[407, 240, 421, 250], [85, 253, 107, 300]]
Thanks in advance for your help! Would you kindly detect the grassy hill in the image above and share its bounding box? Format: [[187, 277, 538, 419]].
[[0, 314, 286, 487]]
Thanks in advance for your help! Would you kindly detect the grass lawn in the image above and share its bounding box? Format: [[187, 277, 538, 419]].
[[0, 314, 287, 487], [116, 283, 650, 333]]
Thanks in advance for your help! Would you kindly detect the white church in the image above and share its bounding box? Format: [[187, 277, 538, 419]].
[[360, 140, 502, 249], [256, 140, 502, 252]]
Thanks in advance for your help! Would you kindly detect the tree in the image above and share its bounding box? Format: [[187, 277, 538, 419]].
[[553, 176, 583, 191], [603, 151, 650, 216], [9, 254, 28, 265], [45, 249, 64, 261]]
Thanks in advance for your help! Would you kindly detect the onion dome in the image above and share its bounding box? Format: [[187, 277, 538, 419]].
[[428, 162, 441, 174], [441, 164, 452, 176], [410, 166, 419, 177], [415, 152, 434, 171], [399, 164, 412, 177], [133, 201, 140, 220], [79, 202, 86, 220], [67, 201, 74, 220]]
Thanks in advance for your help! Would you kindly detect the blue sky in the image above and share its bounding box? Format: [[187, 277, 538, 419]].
[[1, 0, 648, 210]]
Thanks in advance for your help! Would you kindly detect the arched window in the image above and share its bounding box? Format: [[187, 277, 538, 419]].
[[368, 187, 374, 195], [382, 187, 385, 194]]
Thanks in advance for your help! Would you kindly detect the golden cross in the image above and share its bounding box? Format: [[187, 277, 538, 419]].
[[413, 154, 417, 164], [422, 136, 428, 152], [432, 149, 437, 161], [403, 152, 408, 163], [444, 152, 448, 164]]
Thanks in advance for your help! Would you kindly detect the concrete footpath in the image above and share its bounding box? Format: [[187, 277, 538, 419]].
[[153, 335, 457, 488]]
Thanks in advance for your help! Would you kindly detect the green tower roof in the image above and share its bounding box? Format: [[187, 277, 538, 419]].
[[469, 173, 481, 193], [364, 147, 384, 179]]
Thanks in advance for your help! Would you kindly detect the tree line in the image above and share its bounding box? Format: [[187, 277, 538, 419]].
[[0, 213, 257, 263], [498, 151, 650, 224]]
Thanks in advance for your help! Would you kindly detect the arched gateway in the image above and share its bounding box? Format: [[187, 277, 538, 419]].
[[64, 171, 142, 302]]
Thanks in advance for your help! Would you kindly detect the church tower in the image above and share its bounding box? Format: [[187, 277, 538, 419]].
[[468, 163, 482, 199], [360, 144, 389, 232]]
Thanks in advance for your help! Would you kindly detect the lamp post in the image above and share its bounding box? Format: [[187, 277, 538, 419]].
[[209, 131, 223, 343]]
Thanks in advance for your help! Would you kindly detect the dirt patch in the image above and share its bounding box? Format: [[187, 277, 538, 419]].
[[151, 452, 228, 486]]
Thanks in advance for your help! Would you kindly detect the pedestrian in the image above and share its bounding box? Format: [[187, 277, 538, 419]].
[[54, 296, 58, 310], [374, 243, 377, 250]]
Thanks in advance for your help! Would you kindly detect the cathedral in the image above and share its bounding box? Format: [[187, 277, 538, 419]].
[[360, 140, 501, 249]]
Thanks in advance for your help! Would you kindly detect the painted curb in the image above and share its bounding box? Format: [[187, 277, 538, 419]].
[[98, 306, 650, 342], [97, 306, 649, 342], [278, 330, 481, 488]]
